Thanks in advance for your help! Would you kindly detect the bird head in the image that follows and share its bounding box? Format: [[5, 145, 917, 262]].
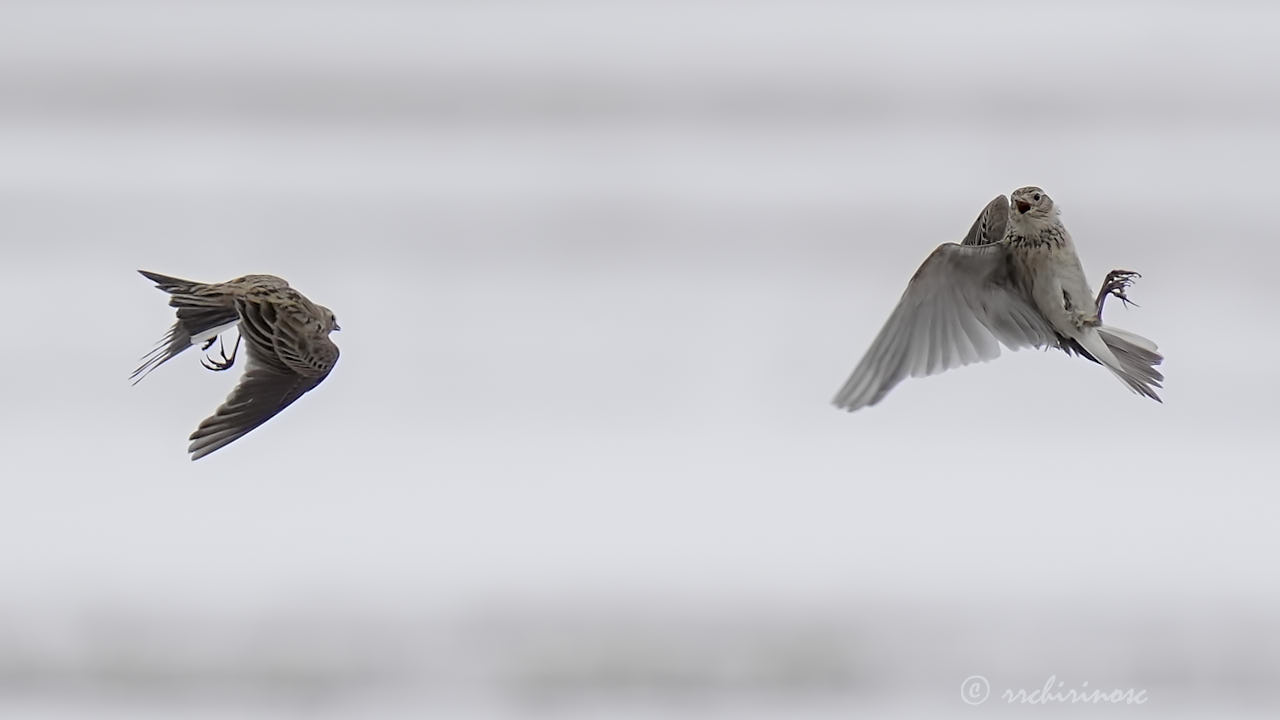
[[1010, 186, 1056, 222], [320, 306, 340, 333]]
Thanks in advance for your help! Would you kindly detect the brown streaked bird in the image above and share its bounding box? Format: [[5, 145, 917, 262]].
[[133, 270, 340, 460], [832, 187, 1162, 412]]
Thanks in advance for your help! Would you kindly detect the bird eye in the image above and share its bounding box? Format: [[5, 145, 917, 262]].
[[1032, 193, 1041, 201]]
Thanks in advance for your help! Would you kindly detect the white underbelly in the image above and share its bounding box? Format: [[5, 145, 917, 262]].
[[189, 320, 240, 346], [1032, 258, 1095, 332]]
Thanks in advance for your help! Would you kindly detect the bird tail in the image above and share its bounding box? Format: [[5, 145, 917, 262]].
[[132, 270, 241, 384], [1074, 325, 1164, 402]]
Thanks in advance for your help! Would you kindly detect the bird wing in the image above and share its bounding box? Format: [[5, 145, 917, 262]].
[[959, 195, 1009, 247], [187, 290, 339, 460], [832, 242, 1057, 412]]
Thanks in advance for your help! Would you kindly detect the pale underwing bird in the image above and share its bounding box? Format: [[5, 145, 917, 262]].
[[833, 187, 1162, 412], [133, 270, 341, 460]]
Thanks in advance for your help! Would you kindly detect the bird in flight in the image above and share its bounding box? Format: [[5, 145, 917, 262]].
[[133, 270, 341, 460], [833, 187, 1162, 412]]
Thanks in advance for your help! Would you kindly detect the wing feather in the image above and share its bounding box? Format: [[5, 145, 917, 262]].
[[187, 293, 339, 460], [832, 242, 1056, 411], [187, 358, 325, 460], [959, 195, 1009, 247]]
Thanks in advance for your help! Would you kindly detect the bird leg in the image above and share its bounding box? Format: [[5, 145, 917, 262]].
[[201, 333, 241, 371], [1095, 269, 1140, 321], [200, 336, 218, 351]]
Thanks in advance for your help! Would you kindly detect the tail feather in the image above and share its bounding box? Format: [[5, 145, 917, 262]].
[[1096, 325, 1164, 402], [132, 270, 240, 384], [1097, 325, 1158, 355], [138, 270, 199, 293]]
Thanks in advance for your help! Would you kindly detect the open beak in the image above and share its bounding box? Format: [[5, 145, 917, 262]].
[[1015, 200, 1031, 214]]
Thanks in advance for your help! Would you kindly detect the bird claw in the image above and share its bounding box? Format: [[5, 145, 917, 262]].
[[201, 334, 241, 372], [1096, 269, 1141, 320]]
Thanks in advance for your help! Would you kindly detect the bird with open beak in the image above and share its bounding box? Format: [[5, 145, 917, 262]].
[[833, 187, 1162, 411]]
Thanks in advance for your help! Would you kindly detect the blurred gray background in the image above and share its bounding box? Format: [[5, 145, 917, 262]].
[[1, 0, 1278, 717]]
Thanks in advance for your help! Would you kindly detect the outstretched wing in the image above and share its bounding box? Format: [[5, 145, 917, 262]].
[[187, 291, 339, 460], [832, 242, 1057, 412], [959, 195, 1009, 247]]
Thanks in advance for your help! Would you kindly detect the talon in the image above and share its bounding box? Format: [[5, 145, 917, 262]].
[[200, 334, 241, 372], [1096, 269, 1142, 320]]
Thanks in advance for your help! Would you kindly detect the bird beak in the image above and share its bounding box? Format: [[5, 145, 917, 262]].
[[1015, 200, 1031, 214], [333, 323, 341, 332]]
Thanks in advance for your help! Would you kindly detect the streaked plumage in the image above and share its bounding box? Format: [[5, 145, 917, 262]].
[[134, 270, 341, 460], [959, 193, 1009, 247], [833, 187, 1162, 412]]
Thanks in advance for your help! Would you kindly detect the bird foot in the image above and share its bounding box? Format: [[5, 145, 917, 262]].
[[201, 334, 241, 372], [1095, 269, 1141, 320]]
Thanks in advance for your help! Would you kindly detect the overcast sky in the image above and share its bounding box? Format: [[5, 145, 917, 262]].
[[1, 1, 1277, 716]]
